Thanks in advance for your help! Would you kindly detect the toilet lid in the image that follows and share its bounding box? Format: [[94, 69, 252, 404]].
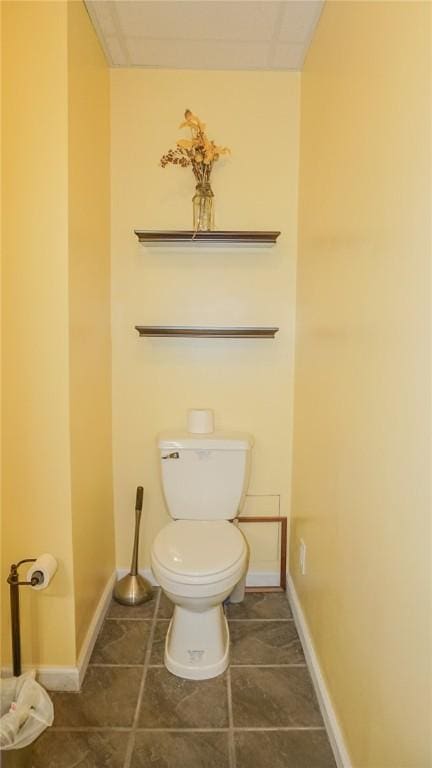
[[152, 520, 246, 578]]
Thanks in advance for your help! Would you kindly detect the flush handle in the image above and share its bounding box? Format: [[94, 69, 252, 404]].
[[162, 451, 180, 460]]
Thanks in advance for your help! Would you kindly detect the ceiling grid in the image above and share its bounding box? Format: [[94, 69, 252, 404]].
[[85, 1, 324, 71]]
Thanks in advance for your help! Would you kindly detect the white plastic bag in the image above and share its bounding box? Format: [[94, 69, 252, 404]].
[[0, 671, 54, 750]]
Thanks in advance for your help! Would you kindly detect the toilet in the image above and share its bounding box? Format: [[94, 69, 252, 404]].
[[151, 430, 253, 680]]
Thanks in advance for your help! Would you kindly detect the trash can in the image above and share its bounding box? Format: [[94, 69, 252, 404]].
[[0, 671, 54, 767]]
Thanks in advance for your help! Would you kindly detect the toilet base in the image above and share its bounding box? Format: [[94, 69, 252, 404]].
[[164, 604, 229, 680]]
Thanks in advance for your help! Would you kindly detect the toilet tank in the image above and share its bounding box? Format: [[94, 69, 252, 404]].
[[158, 431, 253, 521]]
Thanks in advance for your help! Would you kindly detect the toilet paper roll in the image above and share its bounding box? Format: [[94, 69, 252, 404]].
[[187, 409, 214, 434], [27, 554, 58, 591]]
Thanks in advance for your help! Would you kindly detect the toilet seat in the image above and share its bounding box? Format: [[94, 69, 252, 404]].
[[152, 520, 247, 586]]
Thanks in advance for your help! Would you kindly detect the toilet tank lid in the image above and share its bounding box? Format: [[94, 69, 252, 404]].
[[158, 431, 254, 451]]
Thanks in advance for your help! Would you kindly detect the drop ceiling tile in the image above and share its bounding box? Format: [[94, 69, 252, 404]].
[[271, 42, 305, 70], [116, 1, 279, 42], [85, 0, 325, 70], [278, 0, 324, 43], [105, 35, 130, 67], [87, 0, 118, 37], [126, 36, 271, 70]]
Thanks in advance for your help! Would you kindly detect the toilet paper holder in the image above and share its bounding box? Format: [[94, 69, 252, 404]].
[[7, 558, 45, 677]]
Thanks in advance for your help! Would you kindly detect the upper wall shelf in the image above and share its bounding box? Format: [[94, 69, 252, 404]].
[[135, 326, 279, 339], [134, 230, 281, 245]]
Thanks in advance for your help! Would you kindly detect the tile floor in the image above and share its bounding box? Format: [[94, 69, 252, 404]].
[[33, 590, 337, 768]]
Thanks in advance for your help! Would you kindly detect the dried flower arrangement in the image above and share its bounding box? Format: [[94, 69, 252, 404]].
[[160, 109, 230, 186], [160, 110, 230, 231]]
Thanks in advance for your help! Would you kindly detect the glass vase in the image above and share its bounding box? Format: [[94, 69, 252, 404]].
[[192, 182, 214, 232]]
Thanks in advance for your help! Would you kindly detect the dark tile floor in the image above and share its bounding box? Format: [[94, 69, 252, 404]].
[[33, 590, 337, 768]]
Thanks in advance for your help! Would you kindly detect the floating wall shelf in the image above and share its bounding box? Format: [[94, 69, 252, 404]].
[[134, 230, 280, 245], [135, 326, 279, 339]]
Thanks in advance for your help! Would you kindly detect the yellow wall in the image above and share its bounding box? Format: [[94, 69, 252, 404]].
[[0, 0, 4, 670], [1, 0, 114, 670], [291, 3, 431, 767], [67, 0, 114, 658], [110, 70, 300, 572], [1, 0, 75, 667]]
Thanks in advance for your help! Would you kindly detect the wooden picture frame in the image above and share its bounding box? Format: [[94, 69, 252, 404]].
[[237, 515, 287, 593]]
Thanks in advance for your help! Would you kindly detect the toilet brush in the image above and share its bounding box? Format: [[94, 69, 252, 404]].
[[113, 486, 153, 605]]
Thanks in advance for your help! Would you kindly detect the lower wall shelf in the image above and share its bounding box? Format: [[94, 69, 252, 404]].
[[134, 326, 279, 339], [134, 230, 280, 244]]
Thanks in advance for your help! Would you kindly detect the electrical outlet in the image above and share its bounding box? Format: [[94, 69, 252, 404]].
[[299, 539, 307, 575]]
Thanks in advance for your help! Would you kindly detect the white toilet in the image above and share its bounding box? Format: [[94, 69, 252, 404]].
[[151, 430, 253, 680]]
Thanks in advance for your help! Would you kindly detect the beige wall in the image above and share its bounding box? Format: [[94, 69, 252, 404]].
[[1, 0, 114, 669], [291, 3, 431, 767], [68, 0, 114, 658], [110, 70, 300, 573]]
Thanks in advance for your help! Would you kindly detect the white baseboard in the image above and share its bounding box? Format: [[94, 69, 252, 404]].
[[1, 572, 116, 692], [118, 567, 280, 588], [287, 575, 352, 768], [35, 665, 80, 692], [245, 571, 280, 587], [76, 571, 117, 689], [0, 664, 80, 692]]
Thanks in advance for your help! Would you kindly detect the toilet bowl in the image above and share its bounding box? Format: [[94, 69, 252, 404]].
[[152, 519, 248, 679], [151, 429, 253, 680]]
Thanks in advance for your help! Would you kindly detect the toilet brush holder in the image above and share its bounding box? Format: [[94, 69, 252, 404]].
[[113, 486, 153, 605]]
